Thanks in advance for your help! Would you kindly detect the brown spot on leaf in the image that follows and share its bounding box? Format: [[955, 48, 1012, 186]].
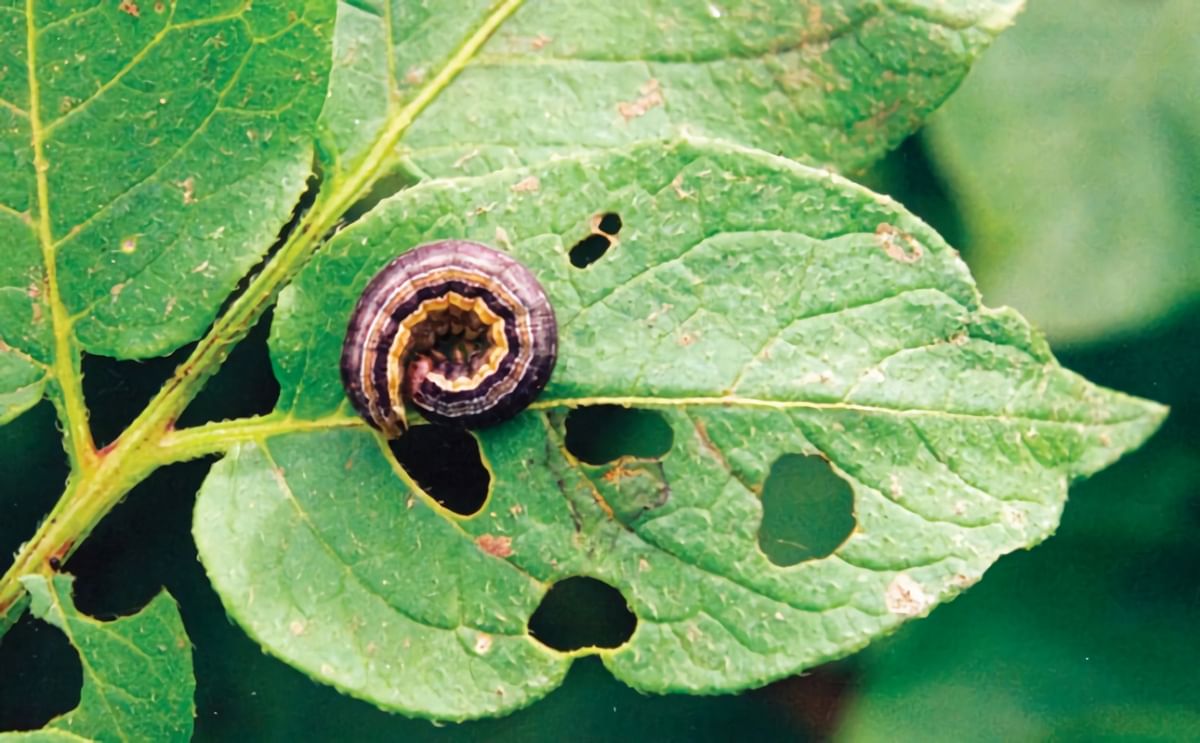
[[510, 175, 540, 193], [118, 0, 140, 17], [875, 223, 924, 263], [690, 416, 731, 472], [476, 534, 513, 558], [530, 33, 552, 50], [474, 633, 493, 654], [617, 79, 663, 121], [949, 573, 979, 590], [177, 176, 197, 204], [670, 173, 694, 200], [885, 574, 931, 616], [806, 2, 823, 30], [404, 67, 426, 85]]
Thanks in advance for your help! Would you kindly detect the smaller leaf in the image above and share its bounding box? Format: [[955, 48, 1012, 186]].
[[0, 348, 45, 426], [0, 596, 28, 648], [0, 575, 195, 743]]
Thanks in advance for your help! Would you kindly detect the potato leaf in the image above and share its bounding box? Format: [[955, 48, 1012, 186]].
[[193, 138, 1165, 720], [0, 0, 333, 378], [318, 0, 1025, 179], [0, 575, 194, 742]]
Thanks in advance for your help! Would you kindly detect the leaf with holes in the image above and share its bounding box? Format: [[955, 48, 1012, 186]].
[[0, 574, 194, 741], [0, 0, 333, 398], [192, 137, 1166, 720], [318, 0, 1024, 182]]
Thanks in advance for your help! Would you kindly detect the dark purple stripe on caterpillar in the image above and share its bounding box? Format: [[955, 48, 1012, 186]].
[[340, 240, 557, 433]]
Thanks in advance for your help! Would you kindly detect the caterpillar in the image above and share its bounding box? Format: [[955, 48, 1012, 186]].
[[340, 240, 557, 434]]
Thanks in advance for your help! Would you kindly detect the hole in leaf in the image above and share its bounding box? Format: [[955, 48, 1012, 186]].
[[528, 577, 636, 651], [82, 310, 278, 448], [758, 454, 856, 566], [0, 402, 68, 561], [69, 455, 216, 620], [596, 211, 622, 236], [0, 611, 81, 731], [340, 161, 424, 227], [564, 406, 673, 464], [177, 308, 279, 428], [569, 233, 611, 269], [388, 425, 489, 516], [82, 349, 185, 450]]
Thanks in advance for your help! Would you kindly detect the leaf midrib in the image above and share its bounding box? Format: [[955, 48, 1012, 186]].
[[154, 394, 1161, 472], [25, 0, 96, 469]]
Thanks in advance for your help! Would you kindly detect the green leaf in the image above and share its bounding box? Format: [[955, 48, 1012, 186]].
[[0, 574, 194, 742], [0, 596, 27, 648], [0, 0, 333, 362], [925, 0, 1200, 343], [194, 138, 1165, 720], [318, 0, 1024, 180], [0, 346, 44, 425]]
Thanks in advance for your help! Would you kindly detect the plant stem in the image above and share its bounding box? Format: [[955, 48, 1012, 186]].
[[156, 413, 367, 465], [0, 0, 526, 625]]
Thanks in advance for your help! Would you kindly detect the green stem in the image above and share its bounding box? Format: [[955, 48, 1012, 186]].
[[156, 413, 367, 465], [0, 0, 526, 624]]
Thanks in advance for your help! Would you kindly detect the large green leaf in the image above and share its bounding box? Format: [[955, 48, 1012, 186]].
[[926, 0, 1200, 343], [0, 0, 333, 368], [194, 138, 1165, 720], [0, 574, 194, 742], [318, 0, 1024, 180]]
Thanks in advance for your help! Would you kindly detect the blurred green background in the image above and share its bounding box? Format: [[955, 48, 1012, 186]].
[[2, 1, 1197, 739]]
